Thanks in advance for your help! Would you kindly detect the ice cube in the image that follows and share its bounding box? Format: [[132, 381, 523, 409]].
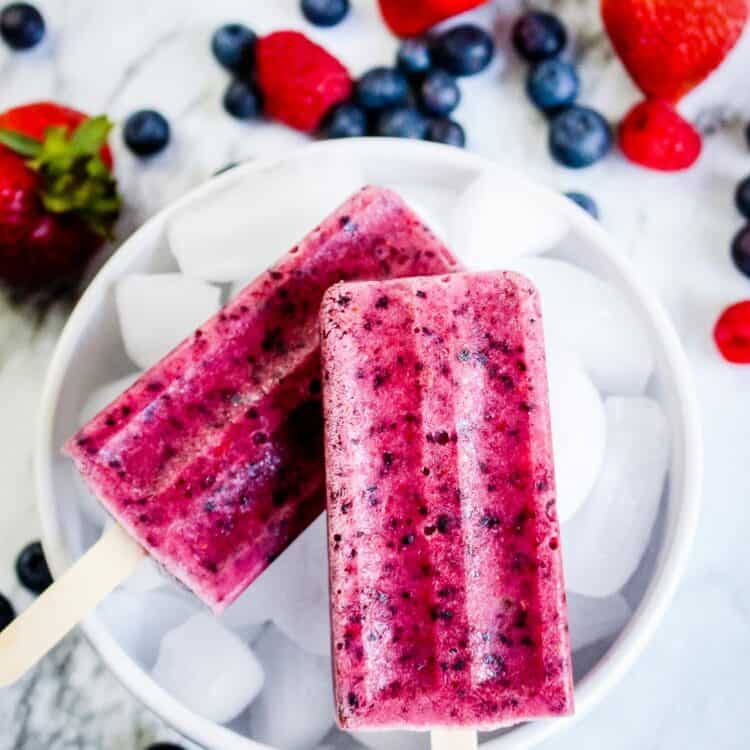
[[272, 514, 330, 658], [383, 182, 456, 242], [450, 171, 568, 268], [547, 347, 606, 523], [169, 155, 366, 283], [249, 626, 334, 750], [116, 274, 221, 369], [152, 612, 264, 724], [562, 397, 670, 597], [566, 592, 631, 652], [120, 558, 172, 595], [506, 258, 654, 395], [97, 588, 197, 669], [348, 730, 430, 750]]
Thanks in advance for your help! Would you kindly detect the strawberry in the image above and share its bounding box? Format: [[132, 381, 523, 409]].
[[0, 102, 119, 292], [255, 31, 352, 133], [618, 99, 702, 171], [601, 0, 748, 102], [378, 0, 488, 38]]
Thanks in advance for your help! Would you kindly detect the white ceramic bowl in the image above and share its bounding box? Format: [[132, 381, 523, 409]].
[[35, 139, 702, 750]]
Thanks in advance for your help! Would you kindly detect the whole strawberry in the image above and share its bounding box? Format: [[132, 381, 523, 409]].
[[0, 101, 119, 293], [602, 0, 748, 102], [378, 0, 487, 38]]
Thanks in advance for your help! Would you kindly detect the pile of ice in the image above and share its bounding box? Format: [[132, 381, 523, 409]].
[[73, 163, 670, 749]]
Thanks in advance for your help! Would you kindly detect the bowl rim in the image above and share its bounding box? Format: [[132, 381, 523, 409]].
[[34, 138, 703, 750]]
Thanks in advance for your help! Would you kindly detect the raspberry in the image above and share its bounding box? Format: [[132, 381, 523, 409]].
[[618, 99, 702, 171], [714, 301, 750, 363], [255, 31, 352, 133]]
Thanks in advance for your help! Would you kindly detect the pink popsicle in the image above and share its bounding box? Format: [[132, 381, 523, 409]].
[[66, 187, 459, 613], [321, 271, 574, 729]]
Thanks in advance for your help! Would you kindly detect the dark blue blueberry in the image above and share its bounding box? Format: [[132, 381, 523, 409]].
[[526, 58, 578, 113], [420, 70, 460, 116], [426, 118, 465, 148], [321, 102, 367, 138], [376, 108, 428, 139], [356, 67, 409, 111], [123, 110, 170, 157], [16, 541, 52, 594], [223, 79, 262, 120], [432, 25, 495, 77], [0, 593, 14, 631], [735, 175, 750, 219], [564, 191, 599, 219], [731, 225, 750, 278], [396, 38, 432, 76], [144, 745, 186, 750], [0, 3, 44, 50], [211, 24, 257, 74], [512, 11, 567, 63], [301, 0, 349, 27], [549, 106, 612, 168]]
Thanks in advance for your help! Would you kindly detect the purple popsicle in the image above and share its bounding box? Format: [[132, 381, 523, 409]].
[[66, 187, 459, 613], [321, 271, 574, 729]]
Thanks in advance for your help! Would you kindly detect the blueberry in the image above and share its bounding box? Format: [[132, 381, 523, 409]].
[[420, 70, 460, 116], [123, 110, 170, 157], [432, 25, 495, 77], [223, 79, 262, 120], [526, 59, 578, 113], [143, 744, 186, 750], [396, 38, 432, 77], [0, 3, 44, 50], [426, 118, 466, 148], [16, 541, 52, 594], [301, 0, 349, 27], [731, 225, 750, 278], [512, 11, 567, 62], [321, 102, 367, 138], [564, 191, 599, 219], [376, 108, 428, 139], [549, 106, 612, 168], [356, 67, 409, 111], [735, 176, 750, 219], [211, 24, 257, 74], [0, 593, 14, 631]]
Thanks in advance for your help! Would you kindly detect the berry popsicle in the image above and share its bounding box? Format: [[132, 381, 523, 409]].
[[321, 271, 574, 730], [65, 186, 459, 614]]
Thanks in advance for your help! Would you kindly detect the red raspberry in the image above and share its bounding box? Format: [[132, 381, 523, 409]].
[[618, 99, 702, 171], [714, 301, 750, 363], [256, 31, 353, 133]]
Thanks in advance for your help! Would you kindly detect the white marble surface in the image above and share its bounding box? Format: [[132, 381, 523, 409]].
[[0, 0, 749, 748]]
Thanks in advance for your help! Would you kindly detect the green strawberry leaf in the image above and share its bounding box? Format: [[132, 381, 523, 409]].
[[68, 116, 112, 156], [0, 128, 42, 158]]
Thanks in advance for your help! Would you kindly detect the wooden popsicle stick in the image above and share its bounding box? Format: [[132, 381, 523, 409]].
[[0, 524, 144, 687], [431, 729, 478, 750]]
